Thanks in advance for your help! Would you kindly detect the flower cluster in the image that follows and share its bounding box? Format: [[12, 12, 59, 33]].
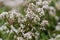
[[0, 0, 60, 40]]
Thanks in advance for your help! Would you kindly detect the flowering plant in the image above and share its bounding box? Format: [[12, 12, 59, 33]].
[[0, 0, 60, 40]]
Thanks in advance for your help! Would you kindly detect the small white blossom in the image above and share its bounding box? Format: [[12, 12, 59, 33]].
[[42, 5, 49, 9], [10, 30, 13, 33], [18, 27, 24, 33], [17, 37, 24, 40], [6, 30, 10, 33], [55, 34, 60, 40], [35, 31, 39, 36], [55, 22, 60, 31], [42, 1, 48, 5], [34, 15, 40, 22], [23, 32, 32, 39], [40, 27, 46, 30], [49, 6, 56, 16], [20, 24, 25, 28], [55, 1, 60, 10], [0, 25, 7, 30], [39, 10, 45, 17], [9, 9, 18, 15], [55, 16, 59, 21], [1, 12, 8, 15], [0, 12, 8, 19], [36, 8, 42, 12], [49, 38, 55, 40], [56, 34, 60, 38], [0, 38, 2, 40], [26, 8, 36, 19], [41, 20, 49, 26], [36, 1, 42, 6], [18, 17, 24, 23], [9, 13, 14, 19]]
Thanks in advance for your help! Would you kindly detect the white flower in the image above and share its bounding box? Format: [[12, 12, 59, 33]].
[[1, 12, 8, 15], [34, 15, 40, 22], [16, 13, 21, 17], [9, 9, 18, 15], [49, 7, 56, 16], [36, 1, 42, 6], [0, 38, 2, 40], [49, 6, 55, 12], [35, 32, 39, 36], [26, 9, 36, 19], [18, 17, 24, 23], [36, 8, 42, 12], [39, 10, 45, 17], [49, 6, 55, 10], [9, 13, 14, 19], [55, 22, 60, 31], [42, 1, 48, 5], [52, 34, 56, 37], [55, 34, 60, 40], [0, 25, 7, 30], [55, 1, 60, 10], [56, 34, 60, 38], [0, 12, 8, 19], [49, 38, 55, 40], [17, 37, 24, 40], [18, 17, 21, 23], [18, 27, 24, 33], [23, 32, 32, 39], [20, 24, 25, 28], [36, 0, 42, 5], [49, 11, 55, 17], [41, 20, 49, 26], [10, 30, 13, 33], [29, 3, 35, 7], [55, 16, 59, 21], [40, 27, 46, 30], [6, 30, 10, 33], [35, 32, 40, 40], [8, 9, 18, 19], [42, 5, 49, 9], [2, 25, 7, 29], [3, 12, 8, 15]]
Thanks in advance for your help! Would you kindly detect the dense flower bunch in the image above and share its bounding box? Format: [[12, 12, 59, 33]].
[[0, 0, 60, 40]]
